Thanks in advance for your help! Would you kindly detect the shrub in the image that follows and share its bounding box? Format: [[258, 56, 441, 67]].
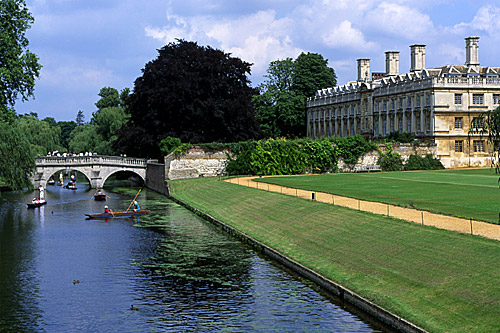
[[405, 154, 445, 170], [159, 136, 182, 155], [378, 143, 403, 171], [386, 131, 415, 143]]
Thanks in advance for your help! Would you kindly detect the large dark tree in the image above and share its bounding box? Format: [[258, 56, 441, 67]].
[[114, 40, 261, 158]]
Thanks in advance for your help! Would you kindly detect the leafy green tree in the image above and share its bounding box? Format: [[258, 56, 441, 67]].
[[67, 87, 129, 154], [92, 106, 127, 143], [253, 59, 305, 137], [0, 0, 42, 118], [0, 0, 41, 188], [57, 120, 77, 150], [16, 114, 62, 155], [68, 123, 100, 154], [254, 53, 336, 138], [0, 121, 35, 189], [114, 40, 261, 158], [76, 110, 85, 126], [292, 52, 337, 98]]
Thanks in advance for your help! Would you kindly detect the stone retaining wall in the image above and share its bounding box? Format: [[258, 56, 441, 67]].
[[339, 143, 437, 171], [165, 148, 229, 180]]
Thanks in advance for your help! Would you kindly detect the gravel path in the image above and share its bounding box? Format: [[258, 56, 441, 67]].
[[225, 176, 500, 241]]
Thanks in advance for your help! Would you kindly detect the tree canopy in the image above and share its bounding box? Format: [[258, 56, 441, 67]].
[[0, 0, 41, 189], [253, 53, 336, 138], [0, 0, 42, 119], [69, 87, 129, 155], [113, 40, 261, 158]]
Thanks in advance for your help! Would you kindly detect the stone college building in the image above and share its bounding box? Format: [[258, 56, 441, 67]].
[[306, 37, 499, 168]]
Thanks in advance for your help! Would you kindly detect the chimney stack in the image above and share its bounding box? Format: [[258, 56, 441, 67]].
[[410, 44, 426, 71], [385, 51, 399, 76], [357, 58, 370, 81], [465, 36, 479, 70]]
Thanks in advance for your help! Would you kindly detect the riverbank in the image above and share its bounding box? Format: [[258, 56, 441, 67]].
[[170, 177, 500, 332]]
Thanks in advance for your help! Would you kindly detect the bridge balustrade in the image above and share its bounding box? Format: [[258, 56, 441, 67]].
[[36, 155, 148, 167]]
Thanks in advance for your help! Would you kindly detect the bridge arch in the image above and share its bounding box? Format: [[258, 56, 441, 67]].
[[33, 156, 149, 188]]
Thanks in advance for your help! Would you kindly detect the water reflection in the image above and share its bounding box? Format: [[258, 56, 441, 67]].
[[0, 187, 385, 332], [0, 199, 43, 330]]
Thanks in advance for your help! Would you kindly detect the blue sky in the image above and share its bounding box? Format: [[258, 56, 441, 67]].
[[15, 0, 500, 122]]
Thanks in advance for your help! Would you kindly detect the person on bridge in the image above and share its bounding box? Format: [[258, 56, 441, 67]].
[[133, 201, 140, 212]]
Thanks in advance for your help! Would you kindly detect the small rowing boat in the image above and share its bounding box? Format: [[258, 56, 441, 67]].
[[64, 183, 77, 190], [27, 200, 47, 208], [85, 210, 149, 219], [93, 193, 106, 201]]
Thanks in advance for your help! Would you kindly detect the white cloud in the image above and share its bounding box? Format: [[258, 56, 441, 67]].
[[144, 10, 304, 78], [322, 20, 376, 51], [452, 6, 500, 37], [364, 2, 434, 40]]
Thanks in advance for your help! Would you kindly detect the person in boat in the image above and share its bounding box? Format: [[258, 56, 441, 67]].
[[97, 189, 103, 195], [39, 185, 45, 201], [104, 205, 111, 214], [133, 201, 140, 212]]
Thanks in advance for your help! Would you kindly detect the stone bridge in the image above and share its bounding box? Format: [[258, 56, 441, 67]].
[[33, 155, 153, 188]]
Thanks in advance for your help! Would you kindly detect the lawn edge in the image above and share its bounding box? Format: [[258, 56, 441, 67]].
[[168, 192, 427, 333]]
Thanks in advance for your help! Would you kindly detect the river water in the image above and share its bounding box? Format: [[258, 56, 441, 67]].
[[0, 183, 388, 332]]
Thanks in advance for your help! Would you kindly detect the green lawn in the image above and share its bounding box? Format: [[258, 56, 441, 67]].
[[170, 177, 500, 332], [255, 168, 500, 224]]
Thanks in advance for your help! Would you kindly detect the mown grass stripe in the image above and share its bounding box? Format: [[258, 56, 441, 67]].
[[171, 177, 500, 332]]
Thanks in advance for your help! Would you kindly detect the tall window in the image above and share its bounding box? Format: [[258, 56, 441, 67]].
[[382, 118, 387, 136], [454, 93, 462, 105], [473, 140, 484, 152], [472, 94, 484, 105], [425, 94, 430, 106], [406, 115, 411, 132], [375, 119, 379, 136], [375, 102, 379, 113], [455, 140, 463, 153], [390, 117, 395, 132], [407, 96, 412, 108], [416, 115, 421, 132], [494, 94, 500, 105], [398, 117, 403, 132], [416, 95, 421, 108], [454, 117, 462, 129], [426, 114, 431, 133]]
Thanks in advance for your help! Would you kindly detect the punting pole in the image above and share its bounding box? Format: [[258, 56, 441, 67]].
[[126, 189, 142, 212]]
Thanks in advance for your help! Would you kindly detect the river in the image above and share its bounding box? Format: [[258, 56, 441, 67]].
[[0, 182, 389, 331]]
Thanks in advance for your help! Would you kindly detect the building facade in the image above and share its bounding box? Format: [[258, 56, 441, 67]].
[[306, 37, 500, 168]]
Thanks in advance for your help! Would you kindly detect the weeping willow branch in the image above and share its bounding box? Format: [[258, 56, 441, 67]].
[[468, 106, 500, 182]]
